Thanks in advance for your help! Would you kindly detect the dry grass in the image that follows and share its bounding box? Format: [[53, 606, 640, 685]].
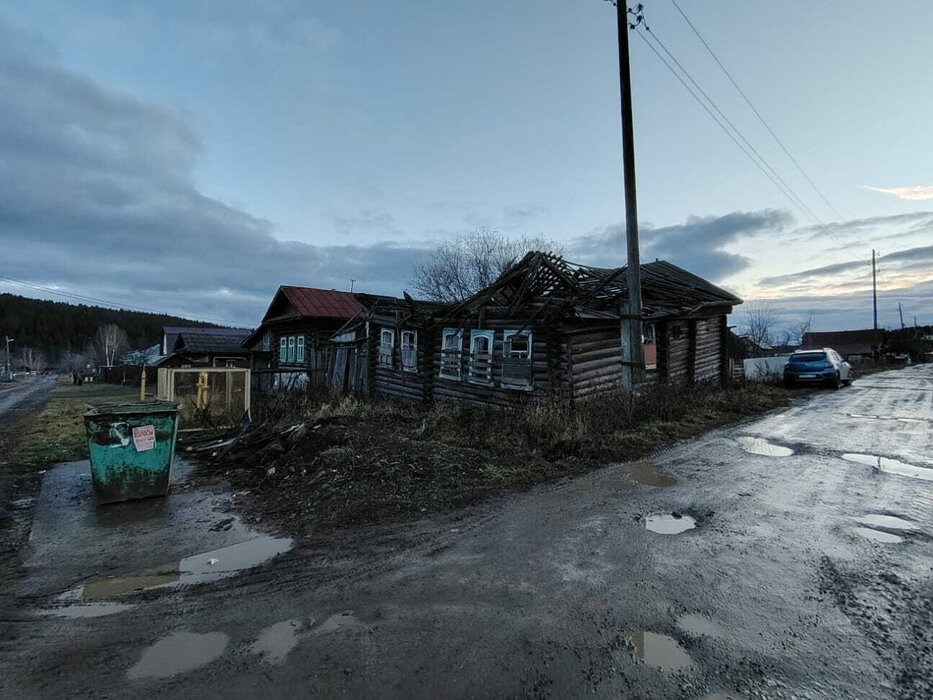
[[15, 378, 139, 466]]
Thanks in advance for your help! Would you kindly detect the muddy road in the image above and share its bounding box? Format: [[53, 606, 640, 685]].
[[3, 366, 932, 699]]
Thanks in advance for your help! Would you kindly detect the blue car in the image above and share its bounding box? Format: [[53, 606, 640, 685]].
[[784, 348, 854, 389]]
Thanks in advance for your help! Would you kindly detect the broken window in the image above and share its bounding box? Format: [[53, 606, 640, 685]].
[[296, 335, 305, 363], [501, 330, 533, 388], [378, 328, 394, 368], [643, 324, 657, 370], [401, 330, 417, 372], [439, 328, 463, 380], [643, 324, 656, 345], [468, 330, 494, 383]]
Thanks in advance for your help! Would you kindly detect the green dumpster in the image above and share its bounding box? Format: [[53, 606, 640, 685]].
[[84, 401, 180, 504]]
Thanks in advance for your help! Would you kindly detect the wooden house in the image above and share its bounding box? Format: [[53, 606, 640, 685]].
[[157, 330, 252, 368], [243, 286, 364, 388], [344, 252, 741, 407]]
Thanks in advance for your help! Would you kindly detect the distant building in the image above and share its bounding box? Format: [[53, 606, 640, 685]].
[[157, 330, 252, 368], [800, 329, 885, 361], [161, 326, 250, 357]]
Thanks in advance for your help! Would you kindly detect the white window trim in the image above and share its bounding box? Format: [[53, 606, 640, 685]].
[[279, 337, 287, 365], [439, 328, 463, 380], [400, 330, 418, 373], [467, 330, 495, 383], [378, 328, 395, 368], [296, 335, 305, 363], [501, 329, 533, 390], [287, 336, 296, 363]]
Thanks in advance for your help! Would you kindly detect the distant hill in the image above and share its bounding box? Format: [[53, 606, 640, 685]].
[[0, 293, 227, 365]]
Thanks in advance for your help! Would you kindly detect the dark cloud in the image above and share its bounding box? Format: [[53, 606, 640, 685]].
[[570, 209, 791, 282], [758, 245, 933, 288], [0, 21, 431, 324]]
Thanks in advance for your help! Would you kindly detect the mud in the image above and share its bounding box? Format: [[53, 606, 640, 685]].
[[617, 460, 677, 487], [2, 365, 933, 699]]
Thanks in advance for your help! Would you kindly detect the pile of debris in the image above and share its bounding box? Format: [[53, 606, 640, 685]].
[[181, 413, 542, 534]]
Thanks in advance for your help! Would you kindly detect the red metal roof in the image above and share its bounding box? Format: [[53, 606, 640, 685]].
[[280, 286, 364, 319]]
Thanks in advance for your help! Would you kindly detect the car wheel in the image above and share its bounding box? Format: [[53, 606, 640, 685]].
[[784, 379, 795, 389], [832, 372, 841, 390]]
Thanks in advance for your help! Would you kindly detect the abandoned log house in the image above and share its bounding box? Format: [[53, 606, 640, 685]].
[[340, 251, 742, 407], [242, 286, 364, 389]]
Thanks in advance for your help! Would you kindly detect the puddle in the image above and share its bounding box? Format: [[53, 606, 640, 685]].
[[59, 535, 293, 603], [848, 413, 925, 424], [858, 514, 917, 531], [618, 460, 677, 487], [841, 453, 933, 482], [645, 512, 696, 535], [250, 619, 304, 665], [676, 613, 723, 638], [736, 436, 793, 457], [38, 601, 136, 618], [127, 630, 229, 680], [311, 611, 362, 635], [629, 631, 694, 671], [853, 527, 904, 544]]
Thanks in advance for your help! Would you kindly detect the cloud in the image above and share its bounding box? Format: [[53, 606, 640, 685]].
[[0, 21, 428, 324], [864, 185, 933, 201], [570, 209, 791, 282]]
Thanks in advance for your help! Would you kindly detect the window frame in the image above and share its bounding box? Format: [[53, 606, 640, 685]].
[[439, 328, 464, 380], [287, 336, 296, 363], [643, 323, 656, 345], [378, 328, 395, 369], [467, 330, 495, 384], [400, 329, 418, 373], [501, 329, 533, 389], [296, 335, 305, 363], [279, 337, 287, 365]]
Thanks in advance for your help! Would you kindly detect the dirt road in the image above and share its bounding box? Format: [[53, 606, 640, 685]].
[[3, 366, 932, 699]]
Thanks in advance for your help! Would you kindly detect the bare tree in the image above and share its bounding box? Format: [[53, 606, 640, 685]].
[[786, 311, 814, 347], [93, 324, 129, 367], [740, 300, 777, 351], [16, 346, 46, 372], [411, 228, 562, 302], [60, 350, 90, 372]]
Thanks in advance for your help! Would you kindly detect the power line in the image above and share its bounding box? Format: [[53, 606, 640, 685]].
[[668, 0, 847, 224], [627, 9, 868, 268], [641, 25, 824, 227], [0, 274, 250, 328]]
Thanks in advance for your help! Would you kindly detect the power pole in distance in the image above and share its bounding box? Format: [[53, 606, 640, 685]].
[[872, 249, 878, 330], [616, 2, 645, 390], [898, 302, 905, 329]]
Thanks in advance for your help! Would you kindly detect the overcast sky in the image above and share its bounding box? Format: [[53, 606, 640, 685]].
[[1, 1, 931, 331]]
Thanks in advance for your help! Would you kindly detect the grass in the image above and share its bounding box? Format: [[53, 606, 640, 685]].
[[15, 378, 140, 466], [212, 379, 793, 534]]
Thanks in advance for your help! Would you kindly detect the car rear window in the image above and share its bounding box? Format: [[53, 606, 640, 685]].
[[791, 352, 827, 362]]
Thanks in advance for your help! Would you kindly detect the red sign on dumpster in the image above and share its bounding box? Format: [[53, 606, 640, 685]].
[[132, 425, 156, 452]]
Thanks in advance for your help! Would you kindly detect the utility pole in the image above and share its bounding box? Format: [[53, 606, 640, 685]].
[[898, 302, 905, 330], [3, 336, 13, 378], [349, 278, 357, 293], [616, 1, 645, 390], [871, 249, 878, 330]]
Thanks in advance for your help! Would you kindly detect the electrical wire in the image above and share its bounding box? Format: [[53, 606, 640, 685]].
[[668, 0, 847, 224]]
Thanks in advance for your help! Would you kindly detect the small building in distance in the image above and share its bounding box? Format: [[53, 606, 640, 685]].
[[800, 328, 885, 362], [243, 286, 364, 389], [339, 251, 741, 407], [161, 326, 250, 357], [159, 329, 252, 368]]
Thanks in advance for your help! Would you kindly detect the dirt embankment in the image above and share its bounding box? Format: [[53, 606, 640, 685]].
[[191, 381, 791, 535]]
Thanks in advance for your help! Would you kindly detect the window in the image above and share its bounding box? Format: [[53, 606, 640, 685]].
[[296, 336, 305, 363], [643, 324, 656, 345], [279, 337, 287, 364], [287, 336, 296, 363], [378, 328, 394, 368], [502, 330, 533, 388], [439, 328, 463, 379], [468, 330, 494, 383], [401, 330, 418, 372]]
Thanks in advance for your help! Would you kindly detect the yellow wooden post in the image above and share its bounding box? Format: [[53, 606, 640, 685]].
[[140, 368, 147, 401]]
